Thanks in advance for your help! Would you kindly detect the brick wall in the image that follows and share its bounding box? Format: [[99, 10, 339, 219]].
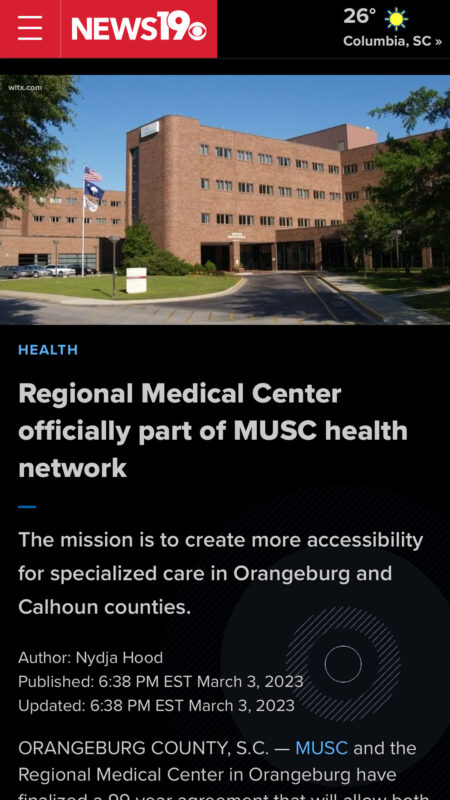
[[0, 187, 125, 267]]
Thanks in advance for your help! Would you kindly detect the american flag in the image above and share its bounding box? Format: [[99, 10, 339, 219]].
[[84, 165, 102, 182]]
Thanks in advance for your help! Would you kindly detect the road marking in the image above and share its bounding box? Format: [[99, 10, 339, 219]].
[[184, 311, 194, 323], [150, 306, 162, 315], [248, 316, 255, 322], [303, 276, 340, 323], [229, 313, 234, 321], [273, 316, 278, 324], [208, 311, 213, 320], [165, 309, 176, 322], [296, 318, 304, 325]]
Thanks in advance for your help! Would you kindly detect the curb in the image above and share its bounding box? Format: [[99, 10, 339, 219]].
[[318, 275, 385, 322], [0, 278, 246, 307]]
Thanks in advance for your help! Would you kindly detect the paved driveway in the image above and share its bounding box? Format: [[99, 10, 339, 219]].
[[0, 273, 374, 325]]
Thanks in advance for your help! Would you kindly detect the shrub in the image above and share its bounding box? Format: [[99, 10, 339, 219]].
[[147, 249, 195, 275], [421, 267, 450, 286]]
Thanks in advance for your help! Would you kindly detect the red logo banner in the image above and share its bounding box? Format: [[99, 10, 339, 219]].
[[1, 0, 217, 58]]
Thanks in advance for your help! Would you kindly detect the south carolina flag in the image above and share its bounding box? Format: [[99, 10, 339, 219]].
[[84, 181, 105, 200]]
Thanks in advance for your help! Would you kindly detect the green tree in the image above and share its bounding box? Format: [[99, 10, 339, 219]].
[[0, 75, 79, 219], [368, 87, 450, 251], [370, 87, 450, 133], [122, 218, 157, 268], [341, 204, 395, 268]]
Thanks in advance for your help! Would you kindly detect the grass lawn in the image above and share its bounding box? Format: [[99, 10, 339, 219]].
[[0, 274, 239, 300], [352, 270, 449, 294], [403, 291, 450, 322]]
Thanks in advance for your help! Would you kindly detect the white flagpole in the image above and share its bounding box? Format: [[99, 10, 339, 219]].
[[81, 162, 85, 277]]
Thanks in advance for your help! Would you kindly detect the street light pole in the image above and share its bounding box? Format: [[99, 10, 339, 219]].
[[341, 237, 347, 270], [53, 239, 60, 275], [108, 235, 120, 297], [391, 229, 402, 287], [363, 234, 368, 280]]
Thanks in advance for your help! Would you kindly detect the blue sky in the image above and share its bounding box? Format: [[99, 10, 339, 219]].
[[59, 74, 449, 190]]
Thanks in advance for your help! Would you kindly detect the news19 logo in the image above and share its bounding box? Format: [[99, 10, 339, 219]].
[[1, 2, 216, 58], [71, 12, 208, 42]]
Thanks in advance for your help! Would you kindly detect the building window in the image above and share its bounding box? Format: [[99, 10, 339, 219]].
[[279, 217, 293, 227], [260, 216, 275, 226], [215, 146, 232, 159], [112, 219, 121, 225], [297, 188, 309, 198], [239, 215, 254, 226], [84, 218, 93, 224], [49, 197, 62, 204], [33, 215, 45, 222], [313, 190, 326, 200], [216, 214, 233, 224], [330, 219, 342, 226], [344, 191, 359, 201], [200, 144, 209, 155], [259, 184, 274, 195], [258, 153, 273, 164], [237, 150, 253, 161], [66, 217, 77, 223], [66, 197, 77, 204], [201, 213, 210, 224], [111, 200, 122, 207], [50, 216, 61, 223], [298, 218, 310, 227], [96, 218, 107, 224], [100, 199, 107, 206], [131, 147, 139, 224], [329, 165, 340, 174], [363, 188, 373, 199], [363, 161, 375, 171], [277, 156, 291, 167], [315, 219, 327, 227], [200, 178, 210, 189], [330, 192, 341, 201], [278, 186, 292, 197], [238, 182, 254, 193], [312, 162, 324, 172], [343, 164, 358, 174], [38, 196, 46, 203], [296, 159, 308, 170], [216, 180, 233, 192]]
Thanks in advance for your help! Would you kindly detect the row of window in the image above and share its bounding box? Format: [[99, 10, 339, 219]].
[[343, 161, 375, 174], [199, 145, 340, 173], [33, 216, 121, 224], [201, 180, 342, 200], [343, 190, 372, 201], [40, 197, 122, 206], [200, 213, 342, 227]]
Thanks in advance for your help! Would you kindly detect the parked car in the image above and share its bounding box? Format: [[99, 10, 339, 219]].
[[0, 264, 52, 279], [46, 264, 77, 277], [73, 264, 98, 276]]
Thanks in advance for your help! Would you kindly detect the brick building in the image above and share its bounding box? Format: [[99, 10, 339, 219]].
[[0, 187, 126, 270], [126, 115, 436, 270]]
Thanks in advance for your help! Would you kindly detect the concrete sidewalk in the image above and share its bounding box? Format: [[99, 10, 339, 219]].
[[319, 274, 448, 325]]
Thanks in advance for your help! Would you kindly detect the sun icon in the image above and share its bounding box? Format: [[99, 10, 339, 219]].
[[385, 7, 409, 30]]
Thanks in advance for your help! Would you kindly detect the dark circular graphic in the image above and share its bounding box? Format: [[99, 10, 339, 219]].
[[324, 644, 363, 684], [221, 549, 449, 780], [287, 606, 400, 720]]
